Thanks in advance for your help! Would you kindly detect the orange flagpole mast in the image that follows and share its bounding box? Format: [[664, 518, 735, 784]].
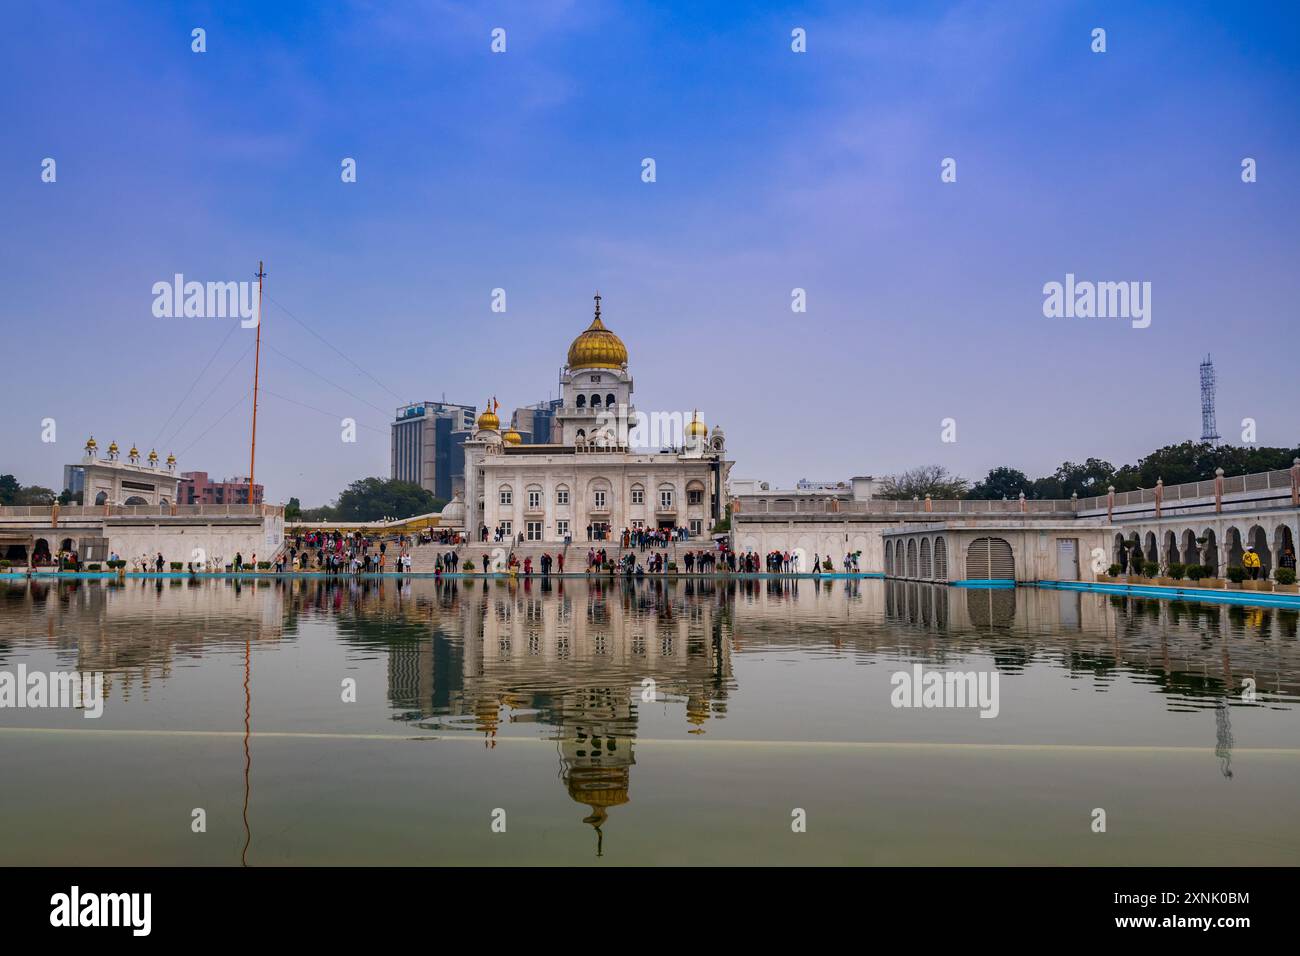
[[249, 261, 265, 501]]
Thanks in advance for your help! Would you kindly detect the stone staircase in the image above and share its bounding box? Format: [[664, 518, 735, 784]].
[[388, 538, 711, 573]]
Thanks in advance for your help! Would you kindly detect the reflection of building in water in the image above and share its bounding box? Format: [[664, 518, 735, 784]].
[[403, 578, 735, 842], [553, 684, 635, 855], [0, 578, 284, 703]]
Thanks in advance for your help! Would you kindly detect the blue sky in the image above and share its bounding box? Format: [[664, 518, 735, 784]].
[[2, 0, 1297, 505]]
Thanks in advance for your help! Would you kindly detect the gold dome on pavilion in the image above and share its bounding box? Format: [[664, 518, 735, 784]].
[[476, 398, 500, 432], [567, 293, 628, 370], [148, 449, 159, 463], [686, 410, 707, 438], [85, 436, 97, 452], [108, 441, 119, 455], [503, 427, 522, 445]]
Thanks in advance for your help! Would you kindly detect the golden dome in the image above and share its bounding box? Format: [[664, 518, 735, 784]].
[[129, 445, 139, 458], [567, 293, 628, 370], [503, 428, 522, 445], [686, 410, 707, 438], [476, 398, 500, 432], [85, 436, 97, 451], [148, 449, 159, 463], [108, 441, 119, 455], [166, 452, 176, 465]]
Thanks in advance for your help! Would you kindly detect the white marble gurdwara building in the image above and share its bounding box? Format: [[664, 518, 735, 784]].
[[457, 295, 732, 544]]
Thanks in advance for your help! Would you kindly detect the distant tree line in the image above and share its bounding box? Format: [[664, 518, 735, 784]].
[[878, 441, 1300, 501], [286, 477, 444, 522], [0, 475, 59, 505]]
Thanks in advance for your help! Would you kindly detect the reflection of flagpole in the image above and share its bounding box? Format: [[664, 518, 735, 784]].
[[242, 633, 252, 865]]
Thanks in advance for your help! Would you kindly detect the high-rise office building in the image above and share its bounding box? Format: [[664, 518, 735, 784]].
[[391, 401, 476, 501], [509, 398, 565, 444]]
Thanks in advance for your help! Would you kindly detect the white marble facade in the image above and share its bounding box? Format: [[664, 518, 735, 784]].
[[462, 297, 730, 544]]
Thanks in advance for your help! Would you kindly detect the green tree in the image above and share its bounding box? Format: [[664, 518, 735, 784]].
[[333, 477, 443, 521], [968, 467, 1031, 500], [878, 465, 968, 500], [285, 496, 302, 520]]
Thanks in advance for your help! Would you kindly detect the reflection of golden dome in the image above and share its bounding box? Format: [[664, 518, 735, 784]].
[[503, 428, 522, 445], [566, 766, 630, 829], [686, 410, 707, 438], [567, 293, 628, 370]]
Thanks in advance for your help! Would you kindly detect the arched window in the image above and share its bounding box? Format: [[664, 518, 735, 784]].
[[498, 485, 513, 507], [555, 484, 570, 506], [124, 496, 148, 506], [920, 538, 932, 578], [606, 393, 616, 408], [94, 491, 108, 505], [576, 395, 586, 408], [934, 537, 948, 579], [630, 483, 645, 506], [591, 394, 603, 408]]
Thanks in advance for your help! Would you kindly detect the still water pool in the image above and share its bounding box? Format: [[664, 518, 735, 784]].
[[1, 576, 1297, 865]]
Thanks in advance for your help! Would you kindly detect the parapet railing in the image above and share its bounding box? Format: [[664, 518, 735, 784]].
[[737, 463, 1300, 518], [0, 503, 285, 519]]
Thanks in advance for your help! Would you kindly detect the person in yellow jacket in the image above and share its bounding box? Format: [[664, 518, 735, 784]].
[[1242, 547, 1262, 580]]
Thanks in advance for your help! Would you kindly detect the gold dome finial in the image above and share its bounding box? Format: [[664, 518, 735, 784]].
[[148, 449, 159, 464], [687, 409, 707, 438], [85, 436, 97, 452], [166, 452, 176, 465], [567, 292, 628, 369]]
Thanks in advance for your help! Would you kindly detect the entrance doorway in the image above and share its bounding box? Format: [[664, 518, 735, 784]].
[[1056, 538, 1079, 580]]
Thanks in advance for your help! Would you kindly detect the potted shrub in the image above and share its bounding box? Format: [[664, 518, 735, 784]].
[[1186, 564, 1206, 587], [1226, 566, 1246, 589], [257, 561, 271, 571], [170, 562, 183, 571], [461, 560, 475, 572], [1167, 562, 1186, 586], [0, 559, 10, 573], [1276, 567, 1298, 593], [1099, 563, 1122, 583], [1200, 566, 1224, 589], [86, 563, 101, 571]]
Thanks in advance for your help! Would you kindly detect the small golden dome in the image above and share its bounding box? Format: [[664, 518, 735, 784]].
[[129, 445, 139, 458], [476, 398, 500, 432], [686, 410, 707, 438], [567, 293, 628, 370], [148, 449, 159, 463], [503, 428, 522, 445], [85, 436, 97, 451], [108, 441, 119, 454], [166, 452, 176, 465]]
